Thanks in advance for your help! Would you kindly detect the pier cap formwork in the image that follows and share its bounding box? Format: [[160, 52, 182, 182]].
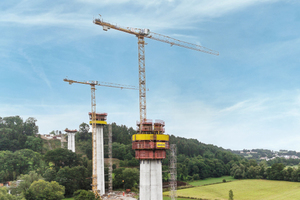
[[65, 128, 78, 133], [132, 119, 169, 160], [88, 112, 107, 125]]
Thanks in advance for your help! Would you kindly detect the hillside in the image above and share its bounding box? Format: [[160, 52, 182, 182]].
[[3, 115, 300, 199]]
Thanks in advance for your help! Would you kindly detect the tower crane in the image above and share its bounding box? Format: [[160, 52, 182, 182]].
[[94, 16, 219, 132], [63, 78, 137, 197]]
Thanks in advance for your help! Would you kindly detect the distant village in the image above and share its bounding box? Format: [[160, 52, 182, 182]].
[[232, 149, 300, 161]]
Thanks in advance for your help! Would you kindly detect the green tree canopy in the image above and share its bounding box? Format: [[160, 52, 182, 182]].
[[0, 187, 18, 200], [73, 190, 98, 200], [44, 148, 82, 170], [0, 116, 39, 152], [0, 149, 45, 182], [11, 171, 42, 197], [24, 180, 65, 200], [55, 166, 91, 197]]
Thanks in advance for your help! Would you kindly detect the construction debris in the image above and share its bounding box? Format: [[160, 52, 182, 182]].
[[102, 191, 137, 200]]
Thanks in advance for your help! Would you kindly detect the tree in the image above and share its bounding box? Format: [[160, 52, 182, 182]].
[[24, 117, 38, 136], [122, 168, 139, 189], [55, 166, 91, 197], [229, 189, 234, 200], [0, 116, 39, 152], [44, 148, 81, 170], [0, 149, 45, 182], [24, 136, 43, 153], [113, 168, 125, 189], [266, 163, 285, 180], [76, 123, 90, 142], [43, 168, 57, 182], [11, 171, 42, 197], [25, 180, 65, 200], [73, 190, 98, 200], [0, 187, 18, 200]]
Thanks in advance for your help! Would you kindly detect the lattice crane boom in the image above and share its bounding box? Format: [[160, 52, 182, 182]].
[[94, 16, 219, 131], [63, 78, 137, 197], [93, 18, 219, 56], [63, 78, 138, 90]]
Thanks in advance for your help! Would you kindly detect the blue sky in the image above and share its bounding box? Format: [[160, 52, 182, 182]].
[[1, 0, 300, 151]]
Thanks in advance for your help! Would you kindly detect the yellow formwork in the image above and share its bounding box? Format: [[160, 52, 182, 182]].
[[89, 120, 107, 125], [132, 134, 169, 141]]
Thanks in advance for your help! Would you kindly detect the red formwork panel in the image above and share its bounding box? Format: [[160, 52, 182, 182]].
[[154, 119, 165, 126], [135, 150, 154, 159], [155, 150, 166, 159], [132, 141, 170, 150], [153, 127, 165, 132], [141, 125, 153, 132], [132, 141, 155, 149], [135, 150, 166, 159]]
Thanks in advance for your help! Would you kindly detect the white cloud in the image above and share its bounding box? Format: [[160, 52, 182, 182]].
[[145, 87, 300, 151], [0, 0, 280, 31]]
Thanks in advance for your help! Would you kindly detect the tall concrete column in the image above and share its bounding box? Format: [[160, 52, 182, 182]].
[[67, 132, 75, 152], [133, 119, 168, 200], [95, 124, 105, 195], [89, 112, 107, 196], [140, 160, 163, 200]]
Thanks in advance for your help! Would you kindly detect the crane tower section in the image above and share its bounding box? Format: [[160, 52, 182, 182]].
[[64, 78, 137, 197]]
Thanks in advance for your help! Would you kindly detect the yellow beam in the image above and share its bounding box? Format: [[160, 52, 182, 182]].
[[132, 134, 169, 141], [89, 120, 107, 125]]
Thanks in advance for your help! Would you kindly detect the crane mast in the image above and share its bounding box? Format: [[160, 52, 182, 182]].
[[94, 17, 219, 133], [94, 15, 218, 200], [63, 78, 137, 197]]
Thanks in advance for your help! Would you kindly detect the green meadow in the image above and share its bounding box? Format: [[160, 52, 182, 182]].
[[164, 179, 300, 200]]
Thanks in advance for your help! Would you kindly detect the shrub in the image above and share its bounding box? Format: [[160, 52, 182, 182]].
[[74, 190, 98, 200]]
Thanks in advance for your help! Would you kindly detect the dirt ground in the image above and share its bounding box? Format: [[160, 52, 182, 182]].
[[102, 191, 138, 200]]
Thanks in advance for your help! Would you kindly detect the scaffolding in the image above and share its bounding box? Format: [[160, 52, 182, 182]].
[[104, 123, 113, 193], [169, 144, 177, 200]]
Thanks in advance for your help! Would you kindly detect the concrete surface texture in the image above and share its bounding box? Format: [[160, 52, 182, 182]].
[[67, 132, 75, 152], [96, 125, 105, 195], [139, 160, 162, 200]]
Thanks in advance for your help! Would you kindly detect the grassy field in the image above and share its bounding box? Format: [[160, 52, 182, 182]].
[[189, 176, 236, 187], [163, 197, 189, 200], [164, 179, 300, 200]]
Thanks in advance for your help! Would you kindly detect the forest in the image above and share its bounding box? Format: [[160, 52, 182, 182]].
[[1, 115, 300, 199]]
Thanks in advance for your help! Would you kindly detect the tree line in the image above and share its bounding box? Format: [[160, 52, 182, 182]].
[[230, 159, 300, 182], [3, 115, 300, 199]]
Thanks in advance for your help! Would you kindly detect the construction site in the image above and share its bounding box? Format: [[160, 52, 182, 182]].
[[62, 15, 218, 200]]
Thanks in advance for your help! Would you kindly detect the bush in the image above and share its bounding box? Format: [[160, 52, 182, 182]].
[[193, 174, 200, 180], [74, 190, 98, 200]]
